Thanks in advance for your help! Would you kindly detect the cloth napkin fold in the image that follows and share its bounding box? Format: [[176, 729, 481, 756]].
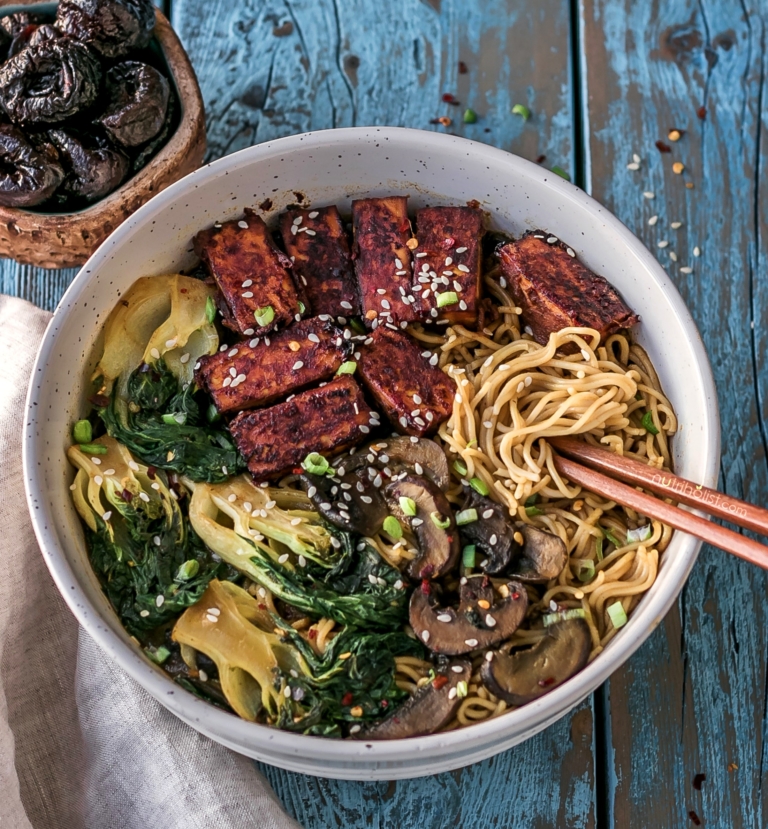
[[0, 295, 302, 829]]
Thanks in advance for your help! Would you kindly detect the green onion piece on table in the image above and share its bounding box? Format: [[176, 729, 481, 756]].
[[512, 103, 530, 121], [302, 452, 329, 475], [469, 477, 489, 496], [336, 361, 357, 376], [463, 108, 477, 124], [254, 305, 275, 327], [456, 508, 478, 526], [641, 411, 660, 435], [607, 601, 628, 629], [383, 516, 402, 539], [72, 419, 92, 444], [399, 496, 417, 516], [551, 166, 571, 180]]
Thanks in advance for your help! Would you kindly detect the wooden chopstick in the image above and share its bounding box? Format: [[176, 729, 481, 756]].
[[550, 436, 768, 536], [547, 439, 768, 571]]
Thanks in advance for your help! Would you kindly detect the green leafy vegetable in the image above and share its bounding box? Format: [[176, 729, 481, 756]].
[[525, 505, 544, 517], [524, 492, 540, 507]]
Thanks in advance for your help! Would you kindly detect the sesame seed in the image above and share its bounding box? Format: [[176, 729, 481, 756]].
[[165, 338, 177, 349], [128, 461, 139, 472], [464, 638, 478, 647], [227, 493, 237, 503], [381, 299, 391, 309], [669, 251, 678, 261], [416, 251, 428, 258], [150, 348, 160, 360], [222, 377, 232, 387], [278, 553, 289, 563], [448, 687, 457, 700], [547, 236, 558, 244], [459, 300, 468, 311], [293, 216, 303, 226], [340, 300, 353, 310], [91, 457, 102, 465], [140, 610, 150, 617], [360, 424, 370, 434], [305, 229, 317, 236], [265, 500, 276, 509], [437, 614, 452, 623], [242, 291, 254, 298], [626, 162, 640, 171], [421, 630, 430, 643], [680, 266, 693, 274], [308, 210, 319, 218], [671, 221, 683, 229], [489, 534, 498, 545], [643, 191, 655, 199], [429, 353, 438, 366], [693, 246, 701, 257], [658, 240, 669, 248], [238, 220, 248, 229], [249, 338, 260, 348], [483, 419, 493, 428], [139, 492, 150, 502], [102, 510, 112, 521], [156, 594, 165, 607], [399, 416, 408, 427], [151, 483, 160, 491], [292, 361, 304, 370]]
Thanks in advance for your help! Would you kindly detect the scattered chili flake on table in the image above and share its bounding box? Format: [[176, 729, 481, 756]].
[[458, 60, 468, 74], [442, 92, 460, 105], [693, 773, 706, 790], [536, 154, 547, 164], [655, 140, 672, 153], [697, 106, 707, 119], [688, 810, 702, 826]]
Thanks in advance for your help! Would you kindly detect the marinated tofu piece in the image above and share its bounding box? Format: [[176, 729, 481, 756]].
[[498, 232, 639, 347], [357, 327, 454, 437], [196, 317, 351, 414], [280, 206, 361, 319], [413, 206, 484, 325], [229, 375, 376, 480], [193, 212, 300, 337], [352, 196, 420, 328]]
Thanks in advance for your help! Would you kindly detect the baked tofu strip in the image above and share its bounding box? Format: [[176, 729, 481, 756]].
[[412, 206, 484, 325], [352, 197, 420, 328], [357, 327, 454, 437], [498, 232, 639, 347], [280, 206, 361, 319], [195, 317, 351, 414], [229, 375, 377, 480], [193, 213, 300, 337]]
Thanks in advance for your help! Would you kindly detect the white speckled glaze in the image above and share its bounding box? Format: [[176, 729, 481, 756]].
[[23, 127, 719, 780]]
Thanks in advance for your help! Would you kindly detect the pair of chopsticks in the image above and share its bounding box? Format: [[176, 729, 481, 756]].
[[548, 436, 768, 570]]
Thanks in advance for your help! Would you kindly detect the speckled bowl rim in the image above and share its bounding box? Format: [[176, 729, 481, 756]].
[[23, 127, 720, 779]]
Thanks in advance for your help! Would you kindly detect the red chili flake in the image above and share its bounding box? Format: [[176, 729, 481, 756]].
[[89, 394, 110, 408], [481, 575, 490, 589], [458, 61, 468, 74], [688, 810, 701, 826], [693, 773, 706, 790], [538, 676, 556, 687], [121, 489, 133, 502], [258, 603, 267, 610], [341, 692, 354, 706], [308, 628, 317, 640], [511, 591, 520, 600], [697, 106, 707, 120], [380, 699, 389, 708], [147, 466, 157, 480], [655, 140, 672, 153], [535, 154, 547, 164], [420, 563, 435, 579], [292, 467, 303, 475], [180, 288, 188, 294], [432, 675, 449, 690], [441, 237, 455, 249], [420, 579, 432, 595]]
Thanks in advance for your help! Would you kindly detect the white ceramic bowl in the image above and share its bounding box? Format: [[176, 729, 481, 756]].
[[23, 127, 719, 780]]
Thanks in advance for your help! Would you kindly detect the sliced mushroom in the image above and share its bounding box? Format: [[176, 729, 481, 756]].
[[481, 618, 591, 705], [458, 488, 518, 574], [299, 470, 387, 536], [338, 437, 450, 490], [409, 577, 528, 654], [509, 524, 567, 582], [384, 474, 460, 579], [358, 659, 471, 739]]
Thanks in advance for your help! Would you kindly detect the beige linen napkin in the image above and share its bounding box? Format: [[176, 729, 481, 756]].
[[0, 295, 302, 829]]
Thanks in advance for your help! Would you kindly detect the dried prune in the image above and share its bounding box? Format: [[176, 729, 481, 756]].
[[0, 13, 43, 41], [56, 0, 155, 59], [98, 61, 169, 147], [47, 128, 129, 203], [0, 123, 64, 207], [28, 25, 61, 49], [0, 38, 101, 126], [129, 87, 175, 173]]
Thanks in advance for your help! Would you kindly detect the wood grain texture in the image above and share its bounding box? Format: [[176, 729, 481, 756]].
[[580, 1, 768, 826]]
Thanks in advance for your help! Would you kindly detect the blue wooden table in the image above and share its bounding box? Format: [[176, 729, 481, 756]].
[[7, 1, 768, 825]]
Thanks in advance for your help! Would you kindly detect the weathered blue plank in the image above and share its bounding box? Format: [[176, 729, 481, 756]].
[[580, 1, 768, 826]]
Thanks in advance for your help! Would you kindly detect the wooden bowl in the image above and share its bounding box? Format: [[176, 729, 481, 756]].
[[0, 4, 206, 269]]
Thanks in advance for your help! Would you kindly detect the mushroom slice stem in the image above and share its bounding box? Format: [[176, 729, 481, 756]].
[[409, 579, 528, 655], [358, 659, 471, 739], [481, 618, 591, 705]]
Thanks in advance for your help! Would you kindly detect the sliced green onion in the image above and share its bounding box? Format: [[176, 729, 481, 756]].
[[145, 645, 171, 665], [456, 680, 469, 698], [456, 508, 478, 526], [78, 443, 108, 455], [604, 529, 625, 548], [383, 516, 402, 539], [463, 108, 477, 124], [72, 419, 92, 444], [607, 601, 628, 630], [302, 452, 329, 475], [430, 511, 451, 529], [525, 505, 544, 517], [399, 496, 417, 516], [551, 165, 571, 181], [543, 608, 587, 626], [298, 301, 306, 314], [595, 536, 604, 561], [524, 492, 539, 507], [436, 291, 459, 308], [635, 391, 644, 401], [206, 403, 221, 424], [627, 524, 653, 543], [162, 412, 187, 426], [176, 559, 200, 581], [466, 439, 477, 449], [453, 459, 468, 476], [349, 318, 366, 334], [469, 477, 489, 496], [576, 559, 595, 582], [462, 544, 476, 569], [205, 295, 216, 324], [512, 103, 531, 121], [641, 411, 659, 435], [254, 305, 275, 327], [336, 361, 357, 376]]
